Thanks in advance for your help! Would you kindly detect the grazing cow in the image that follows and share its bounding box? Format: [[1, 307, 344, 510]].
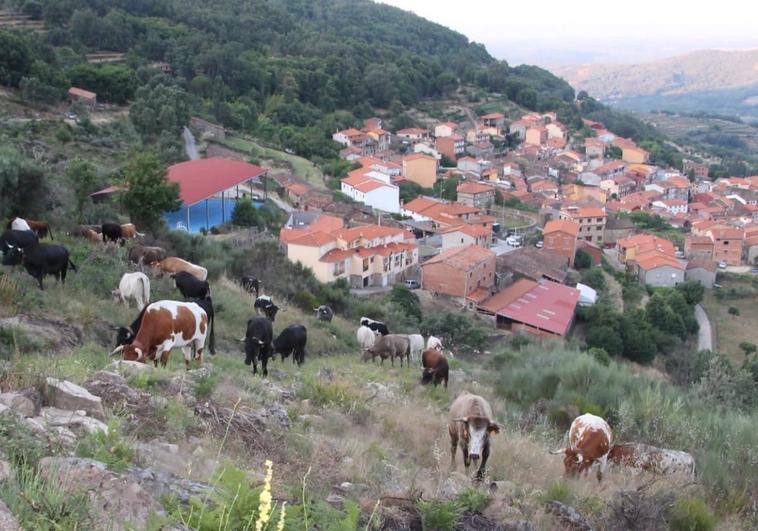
[[2, 242, 76, 290], [314, 305, 333, 322], [25, 219, 52, 239], [70, 226, 101, 242], [171, 271, 210, 299], [406, 334, 424, 362], [152, 257, 207, 281], [420, 349, 449, 389], [9, 217, 32, 232], [192, 296, 216, 355], [254, 295, 279, 322], [102, 223, 125, 245], [127, 245, 167, 268], [109, 300, 210, 369], [120, 223, 143, 240], [551, 413, 612, 482], [112, 272, 151, 310], [448, 391, 500, 481], [243, 316, 273, 376], [240, 276, 261, 297], [360, 317, 389, 336], [608, 443, 695, 479], [356, 325, 376, 353], [273, 324, 307, 365], [426, 336, 444, 351], [362, 334, 410, 367], [114, 305, 148, 348], [1, 229, 38, 254]]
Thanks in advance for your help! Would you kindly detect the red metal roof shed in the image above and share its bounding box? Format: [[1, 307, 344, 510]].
[[496, 280, 580, 336], [167, 158, 266, 206]]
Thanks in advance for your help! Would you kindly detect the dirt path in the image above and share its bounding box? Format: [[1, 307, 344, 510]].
[[695, 304, 713, 352]]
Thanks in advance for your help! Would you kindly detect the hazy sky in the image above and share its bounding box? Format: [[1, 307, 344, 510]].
[[380, 0, 758, 66]]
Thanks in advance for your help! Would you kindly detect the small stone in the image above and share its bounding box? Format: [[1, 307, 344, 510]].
[[44, 378, 105, 420], [149, 395, 169, 409], [39, 407, 108, 435], [0, 460, 12, 483], [0, 392, 37, 417], [326, 493, 345, 507], [107, 360, 151, 376]]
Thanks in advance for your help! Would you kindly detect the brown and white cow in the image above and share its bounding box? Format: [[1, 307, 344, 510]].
[[420, 349, 449, 388], [151, 257, 208, 281], [448, 391, 500, 481], [109, 300, 210, 370], [608, 443, 695, 479], [120, 223, 144, 240], [551, 413, 612, 482], [362, 334, 410, 367]]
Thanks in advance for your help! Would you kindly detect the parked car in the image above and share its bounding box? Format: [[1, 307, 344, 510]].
[[718, 260, 728, 269], [404, 279, 420, 289], [506, 235, 522, 247], [535, 240, 544, 248], [674, 250, 685, 259]]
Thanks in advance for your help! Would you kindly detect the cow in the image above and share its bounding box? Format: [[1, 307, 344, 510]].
[[607, 443, 695, 479], [8, 217, 32, 232], [127, 245, 167, 268], [356, 325, 376, 353], [152, 257, 207, 281], [426, 336, 444, 351], [192, 296, 216, 355], [314, 305, 333, 322], [2, 242, 76, 290], [420, 349, 449, 389], [362, 334, 410, 367], [120, 223, 143, 240], [243, 316, 273, 376], [448, 391, 500, 481], [273, 324, 307, 365], [240, 276, 261, 297], [406, 334, 424, 362], [551, 413, 612, 482], [360, 317, 389, 336], [102, 223, 125, 245], [109, 300, 210, 370], [25, 219, 52, 239], [113, 305, 148, 348], [70, 226, 101, 242], [171, 271, 210, 300], [112, 272, 151, 310], [1, 229, 38, 254], [254, 295, 279, 322]]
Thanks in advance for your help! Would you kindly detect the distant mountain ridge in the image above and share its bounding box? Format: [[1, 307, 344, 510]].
[[552, 49, 758, 116]]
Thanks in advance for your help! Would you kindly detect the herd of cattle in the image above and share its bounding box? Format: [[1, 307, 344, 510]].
[[1, 216, 697, 484]]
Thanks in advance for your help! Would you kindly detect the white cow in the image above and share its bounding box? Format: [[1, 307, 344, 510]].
[[356, 325, 376, 353], [426, 335, 444, 351], [10, 217, 32, 232], [608, 443, 696, 479], [112, 272, 151, 310], [406, 334, 424, 362]]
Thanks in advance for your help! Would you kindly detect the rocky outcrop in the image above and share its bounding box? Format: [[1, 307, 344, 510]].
[[0, 315, 82, 350], [0, 389, 39, 417], [44, 378, 106, 420], [546, 501, 593, 531], [38, 407, 108, 435], [0, 499, 21, 531], [83, 371, 149, 408], [38, 457, 165, 531]]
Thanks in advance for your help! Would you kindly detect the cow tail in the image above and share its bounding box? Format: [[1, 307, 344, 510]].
[[208, 309, 216, 355], [68, 259, 77, 272]]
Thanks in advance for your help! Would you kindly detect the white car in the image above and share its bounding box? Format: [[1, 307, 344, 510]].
[[718, 260, 728, 269], [535, 240, 544, 248], [506, 236, 522, 247]]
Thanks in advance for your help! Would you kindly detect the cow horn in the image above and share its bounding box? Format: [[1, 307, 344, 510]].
[[549, 449, 565, 455], [135, 348, 143, 360], [256, 339, 265, 346], [109, 345, 124, 356], [238, 337, 246, 342], [452, 417, 468, 423]]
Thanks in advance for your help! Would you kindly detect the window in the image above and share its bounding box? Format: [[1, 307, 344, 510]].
[[362, 258, 369, 272]]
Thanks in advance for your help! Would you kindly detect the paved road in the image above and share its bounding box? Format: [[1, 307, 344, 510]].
[[694, 304, 713, 352]]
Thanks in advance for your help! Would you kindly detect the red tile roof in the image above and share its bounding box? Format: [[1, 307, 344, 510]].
[[456, 182, 493, 194], [354, 180, 388, 193], [288, 231, 337, 247], [167, 158, 266, 205], [422, 244, 495, 271], [68, 87, 96, 99], [544, 219, 579, 237]]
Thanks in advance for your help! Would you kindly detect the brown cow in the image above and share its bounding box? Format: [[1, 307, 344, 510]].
[[608, 443, 695, 479], [71, 226, 101, 242], [109, 300, 210, 370], [151, 257, 207, 281], [128, 245, 167, 268], [420, 349, 449, 388], [448, 391, 500, 481], [362, 334, 410, 367], [551, 413, 612, 481], [120, 223, 144, 240], [26, 219, 53, 239]]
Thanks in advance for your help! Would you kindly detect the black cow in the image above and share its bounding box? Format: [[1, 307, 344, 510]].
[[314, 305, 333, 322], [240, 276, 261, 297], [114, 305, 149, 347], [254, 295, 279, 322], [102, 223, 124, 245], [360, 317, 389, 336], [2, 242, 76, 289], [244, 316, 273, 376], [172, 271, 210, 299], [1, 230, 38, 254], [193, 296, 216, 356], [273, 324, 307, 365]]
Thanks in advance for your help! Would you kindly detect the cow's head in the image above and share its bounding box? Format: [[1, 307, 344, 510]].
[[2, 245, 22, 265], [264, 304, 279, 322], [113, 326, 135, 348], [452, 416, 500, 462], [111, 289, 122, 302], [244, 337, 266, 365], [420, 368, 436, 385], [550, 448, 587, 477], [109, 343, 145, 363]]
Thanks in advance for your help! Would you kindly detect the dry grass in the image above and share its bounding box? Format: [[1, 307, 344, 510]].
[[701, 276, 758, 363]]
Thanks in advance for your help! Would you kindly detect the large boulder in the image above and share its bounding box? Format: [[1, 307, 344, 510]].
[[0, 390, 39, 417], [106, 360, 151, 377], [44, 378, 106, 420], [0, 316, 82, 351], [83, 371, 148, 408], [124, 465, 213, 504], [38, 407, 108, 435], [38, 457, 165, 531], [0, 499, 21, 531], [546, 501, 593, 531]]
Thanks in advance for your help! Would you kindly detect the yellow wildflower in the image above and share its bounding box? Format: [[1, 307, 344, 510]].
[[276, 501, 287, 531], [255, 460, 274, 531]]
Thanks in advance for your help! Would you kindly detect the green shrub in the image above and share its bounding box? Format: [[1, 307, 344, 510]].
[[0, 414, 50, 468], [669, 496, 716, 531], [587, 347, 610, 366], [417, 499, 460, 531], [193, 372, 219, 401], [76, 419, 135, 472], [574, 249, 592, 269], [456, 488, 490, 514], [541, 481, 572, 504]]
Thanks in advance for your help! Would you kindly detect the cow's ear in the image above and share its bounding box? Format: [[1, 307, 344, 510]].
[[488, 422, 500, 435]]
